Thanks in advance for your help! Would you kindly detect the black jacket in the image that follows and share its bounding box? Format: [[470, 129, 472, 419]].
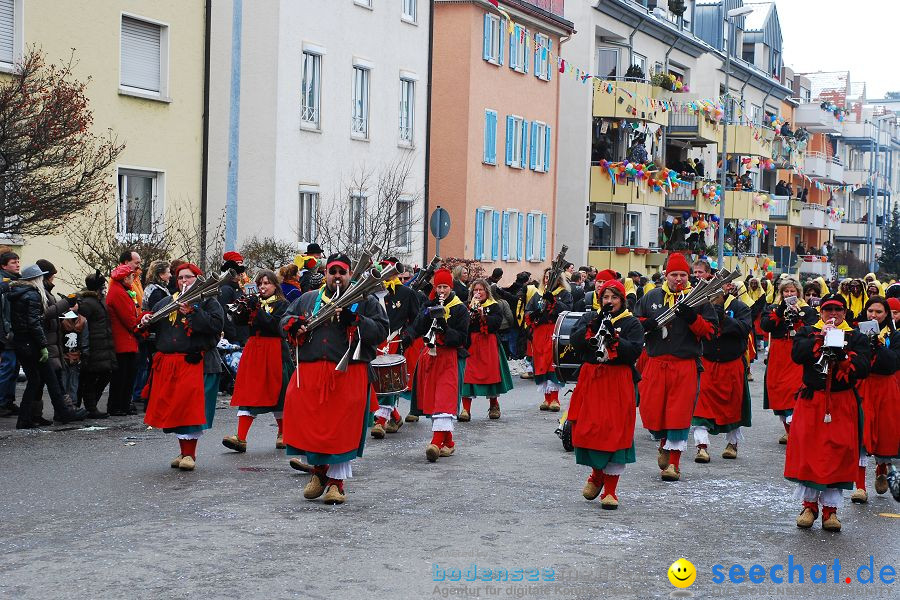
[[8, 282, 46, 353], [235, 297, 291, 364], [219, 280, 249, 344], [412, 292, 471, 358], [634, 286, 719, 360], [149, 296, 225, 373], [571, 310, 644, 369], [760, 302, 818, 339], [281, 286, 389, 364], [792, 324, 871, 393], [573, 289, 601, 312], [524, 288, 573, 326], [866, 328, 900, 376], [468, 301, 503, 335], [384, 284, 421, 340], [453, 280, 469, 303], [703, 298, 752, 363], [42, 283, 72, 370], [77, 290, 117, 372], [570, 285, 586, 311]]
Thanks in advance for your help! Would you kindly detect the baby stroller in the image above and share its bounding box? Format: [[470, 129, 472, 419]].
[[218, 339, 242, 395]]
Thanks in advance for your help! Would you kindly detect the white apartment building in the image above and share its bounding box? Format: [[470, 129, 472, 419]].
[[208, 0, 429, 264]]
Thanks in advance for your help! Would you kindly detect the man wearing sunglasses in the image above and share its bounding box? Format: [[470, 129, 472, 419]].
[[786, 293, 871, 532], [280, 253, 389, 505]]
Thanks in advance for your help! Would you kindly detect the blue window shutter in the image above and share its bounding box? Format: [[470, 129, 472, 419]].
[[526, 214, 534, 261], [474, 209, 485, 260], [489, 111, 497, 164], [517, 213, 524, 260], [523, 29, 529, 73], [547, 39, 552, 80], [505, 115, 514, 166], [483, 15, 491, 61], [501, 211, 510, 260], [534, 34, 540, 79], [483, 110, 492, 163], [509, 26, 516, 69], [498, 20, 505, 65], [529, 121, 538, 170], [540, 214, 547, 261], [544, 125, 551, 172], [491, 210, 500, 260], [521, 119, 529, 169]]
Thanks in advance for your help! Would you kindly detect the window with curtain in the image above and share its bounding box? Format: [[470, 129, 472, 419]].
[[118, 170, 158, 237], [301, 51, 322, 127], [399, 78, 414, 143], [352, 66, 370, 137], [298, 191, 317, 244], [596, 48, 618, 79]]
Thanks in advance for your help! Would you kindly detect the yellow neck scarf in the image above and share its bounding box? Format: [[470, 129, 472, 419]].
[[662, 281, 692, 308], [260, 295, 277, 314], [610, 309, 633, 324], [440, 294, 463, 319], [813, 319, 853, 331], [592, 291, 603, 311], [385, 277, 402, 294], [470, 297, 496, 309], [167, 292, 183, 325]]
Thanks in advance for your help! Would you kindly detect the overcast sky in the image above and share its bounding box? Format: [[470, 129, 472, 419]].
[[773, 0, 896, 99]]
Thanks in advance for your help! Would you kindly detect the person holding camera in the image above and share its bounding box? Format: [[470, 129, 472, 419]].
[[787, 294, 871, 531], [222, 270, 291, 453], [761, 279, 818, 445], [141, 263, 225, 471]]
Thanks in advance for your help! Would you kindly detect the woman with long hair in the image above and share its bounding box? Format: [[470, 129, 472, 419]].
[[852, 296, 900, 503], [222, 270, 292, 452], [459, 279, 513, 421], [761, 279, 818, 444], [278, 263, 303, 303], [524, 268, 572, 411]]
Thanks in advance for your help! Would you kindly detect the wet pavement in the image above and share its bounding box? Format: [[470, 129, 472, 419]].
[[0, 357, 898, 599]]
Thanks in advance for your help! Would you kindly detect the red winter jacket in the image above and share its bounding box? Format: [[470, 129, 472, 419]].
[[106, 280, 140, 354]]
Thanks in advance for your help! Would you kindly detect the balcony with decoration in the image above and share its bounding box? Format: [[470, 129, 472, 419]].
[[768, 195, 802, 227], [724, 123, 776, 158], [796, 255, 833, 277], [799, 203, 841, 231], [592, 79, 670, 127], [803, 151, 843, 184], [590, 163, 667, 208], [664, 178, 721, 213], [724, 190, 770, 221], [793, 102, 844, 135], [667, 102, 724, 147]]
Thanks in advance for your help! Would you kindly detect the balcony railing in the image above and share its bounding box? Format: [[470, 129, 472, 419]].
[[769, 195, 790, 219], [666, 184, 694, 207]]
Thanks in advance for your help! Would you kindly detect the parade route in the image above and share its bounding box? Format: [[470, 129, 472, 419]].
[[1, 358, 897, 600]]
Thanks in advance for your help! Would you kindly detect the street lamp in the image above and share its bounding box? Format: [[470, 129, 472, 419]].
[[717, 5, 754, 271]]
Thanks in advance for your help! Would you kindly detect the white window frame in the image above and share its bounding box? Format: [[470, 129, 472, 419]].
[[298, 188, 318, 245], [351, 64, 371, 139], [485, 14, 503, 65], [534, 33, 551, 81], [301, 49, 322, 130], [119, 13, 170, 102], [117, 167, 164, 241], [631, 52, 646, 73], [354, 0, 373, 9], [503, 209, 520, 261], [526, 211, 543, 262], [475, 207, 491, 261], [624, 212, 640, 246], [349, 194, 367, 244], [401, 0, 417, 24], [533, 121, 547, 172], [395, 197, 413, 251], [0, 0, 23, 73], [511, 25, 528, 73], [509, 116, 524, 169], [596, 47, 619, 79], [399, 77, 415, 145]]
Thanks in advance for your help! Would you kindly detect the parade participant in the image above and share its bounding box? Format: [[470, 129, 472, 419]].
[[278, 264, 304, 303], [141, 264, 225, 471], [889, 297, 900, 328], [460, 279, 513, 421], [281, 254, 388, 503], [746, 277, 766, 353], [573, 273, 608, 312], [222, 270, 292, 452], [865, 280, 883, 299], [372, 257, 420, 437], [852, 297, 900, 503], [761, 279, 818, 444], [692, 280, 752, 462], [839, 278, 866, 325], [787, 294, 870, 531], [524, 268, 572, 411], [219, 252, 249, 345], [634, 253, 717, 482], [410, 268, 470, 462], [569, 280, 644, 509]]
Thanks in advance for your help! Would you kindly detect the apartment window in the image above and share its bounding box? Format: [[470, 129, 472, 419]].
[[501, 210, 512, 260], [399, 78, 415, 143], [631, 52, 646, 74], [121, 15, 167, 95], [505, 115, 526, 169], [354, 0, 373, 8], [298, 190, 318, 244], [590, 209, 612, 247], [350, 194, 366, 244], [742, 43, 754, 64], [0, 0, 17, 66], [516, 212, 525, 261], [301, 51, 322, 128], [624, 212, 640, 246], [483, 109, 498, 165], [534, 33, 551, 81], [524, 212, 545, 262], [750, 104, 762, 126], [118, 169, 160, 238], [351, 66, 370, 138], [510, 25, 528, 73], [530, 122, 551, 173], [474, 208, 487, 261], [482, 14, 504, 65], [402, 0, 416, 23], [596, 48, 618, 79], [395, 197, 412, 250], [653, 61, 663, 75]]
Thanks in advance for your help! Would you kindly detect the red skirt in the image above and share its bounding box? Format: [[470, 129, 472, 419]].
[[414, 346, 459, 415], [784, 388, 859, 486], [464, 332, 501, 385], [531, 322, 554, 377], [569, 363, 635, 453], [636, 349, 649, 376], [754, 313, 764, 337], [231, 336, 284, 407], [765, 337, 803, 412], [859, 373, 900, 458], [283, 361, 369, 456], [637, 355, 698, 432], [144, 353, 207, 430], [695, 358, 745, 426]]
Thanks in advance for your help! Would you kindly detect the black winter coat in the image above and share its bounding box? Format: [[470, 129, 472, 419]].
[[219, 280, 249, 345], [792, 324, 871, 393], [42, 284, 72, 370], [571, 310, 644, 368], [7, 282, 46, 354], [77, 290, 117, 372], [412, 292, 471, 358], [703, 299, 752, 363]]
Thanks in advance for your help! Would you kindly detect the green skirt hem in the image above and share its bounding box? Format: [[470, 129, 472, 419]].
[[648, 428, 690, 442], [574, 445, 636, 469], [785, 477, 854, 491]]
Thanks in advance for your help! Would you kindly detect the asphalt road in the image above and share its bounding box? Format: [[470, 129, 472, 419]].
[[1, 357, 898, 600]]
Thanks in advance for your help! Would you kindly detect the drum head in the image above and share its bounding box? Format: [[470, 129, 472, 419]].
[[372, 353, 406, 367]]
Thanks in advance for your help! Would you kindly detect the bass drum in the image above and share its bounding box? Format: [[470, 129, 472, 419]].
[[552, 311, 585, 384]]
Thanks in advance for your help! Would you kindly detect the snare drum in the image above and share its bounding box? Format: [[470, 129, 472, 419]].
[[370, 353, 409, 396], [552, 311, 586, 384]]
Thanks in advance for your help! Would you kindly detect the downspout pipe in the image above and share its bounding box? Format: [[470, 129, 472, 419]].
[[422, 0, 434, 266], [200, 0, 212, 267], [663, 36, 678, 74], [627, 17, 646, 72]]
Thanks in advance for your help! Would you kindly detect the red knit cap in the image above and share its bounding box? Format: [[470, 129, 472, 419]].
[[223, 251, 243, 262], [177, 263, 203, 277], [889, 298, 900, 312], [599, 279, 626, 300], [665, 253, 691, 274], [110, 264, 133, 281], [595, 269, 618, 282], [433, 268, 453, 289]]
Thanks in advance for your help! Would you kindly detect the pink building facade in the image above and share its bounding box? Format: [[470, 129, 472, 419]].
[[429, 0, 574, 281]]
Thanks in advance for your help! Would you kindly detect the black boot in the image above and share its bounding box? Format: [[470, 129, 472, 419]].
[[85, 407, 109, 419]]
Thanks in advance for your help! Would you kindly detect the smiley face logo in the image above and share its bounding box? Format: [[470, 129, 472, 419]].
[[668, 558, 696, 588]]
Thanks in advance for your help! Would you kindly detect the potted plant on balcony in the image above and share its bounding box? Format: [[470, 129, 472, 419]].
[[624, 64, 645, 82], [668, 0, 687, 17]]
